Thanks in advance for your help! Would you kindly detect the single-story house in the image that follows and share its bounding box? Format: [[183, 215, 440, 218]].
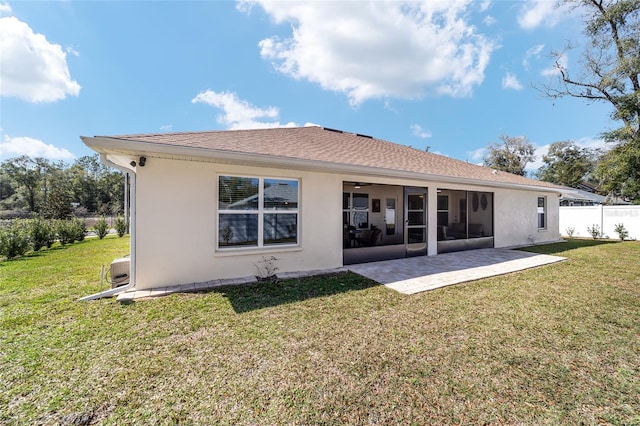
[[81, 126, 562, 294], [559, 187, 607, 206], [559, 186, 632, 206]]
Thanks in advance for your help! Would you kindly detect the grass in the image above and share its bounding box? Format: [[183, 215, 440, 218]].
[[1, 237, 639, 425]]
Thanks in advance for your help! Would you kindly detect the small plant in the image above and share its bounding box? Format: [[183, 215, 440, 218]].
[[72, 217, 87, 242], [29, 216, 55, 252], [94, 216, 110, 239], [0, 221, 31, 260], [565, 227, 575, 238], [114, 216, 127, 237], [55, 220, 76, 246], [587, 224, 603, 239], [255, 255, 279, 282], [614, 223, 629, 241]]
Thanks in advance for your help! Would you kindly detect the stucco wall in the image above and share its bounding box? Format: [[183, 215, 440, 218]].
[[133, 158, 561, 289], [493, 188, 560, 247], [134, 158, 343, 290]]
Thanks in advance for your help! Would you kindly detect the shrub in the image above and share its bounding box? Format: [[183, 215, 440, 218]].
[[55, 220, 76, 246], [565, 227, 575, 238], [71, 217, 87, 242], [0, 221, 31, 260], [29, 216, 55, 252], [94, 217, 110, 239], [614, 223, 629, 241], [587, 224, 602, 239], [255, 255, 279, 282], [114, 216, 127, 237]]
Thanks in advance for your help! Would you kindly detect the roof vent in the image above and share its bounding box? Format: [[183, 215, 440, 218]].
[[356, 133, 373, 139], [323, 127, 344, 134]]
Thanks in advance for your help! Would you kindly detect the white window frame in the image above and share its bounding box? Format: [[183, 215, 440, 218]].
[[537, 196, 547, 230], [217, 175, 300, 250]]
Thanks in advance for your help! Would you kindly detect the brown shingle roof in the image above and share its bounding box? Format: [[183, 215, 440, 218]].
[[100, 126, 561, 190]]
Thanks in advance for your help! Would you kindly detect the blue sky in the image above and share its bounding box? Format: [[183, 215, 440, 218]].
[[0, 1, 615, 172]]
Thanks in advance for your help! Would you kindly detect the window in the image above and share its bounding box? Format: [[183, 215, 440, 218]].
[[385, 198, 396, 235], [218, 176, 298, 249], [343, 192, 369, 229], [537, 196, 546, 229]]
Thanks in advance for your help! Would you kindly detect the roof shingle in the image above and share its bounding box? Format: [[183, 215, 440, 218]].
[[100, 126, 561, 190]]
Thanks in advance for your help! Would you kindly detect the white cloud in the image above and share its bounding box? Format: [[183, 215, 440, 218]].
[[247, 1, 496, 106], [478, 0, 491, 13], [523, 44, 544, 70], [0, 2, 11, 15], [483, 15, 497, 26], [575, 136, 609, 152], [160, 124, 173, 132], [517, 0, 568, 30], [468, 147, 486, 162], [526, 143, 550, 171], [192, 90, 296, 129], [410, 124, 432, 139], [0, 15, 81, 102], [502, 72, 523, 90], [65, 46, 80, 57], [0, 135, 75, 160]]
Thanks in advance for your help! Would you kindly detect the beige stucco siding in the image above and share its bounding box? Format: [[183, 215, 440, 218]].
[[493, 187, 560, 247], [134, 157, 344, 290]]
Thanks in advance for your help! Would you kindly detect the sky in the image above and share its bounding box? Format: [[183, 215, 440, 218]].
[[0, 0, 617, 173]]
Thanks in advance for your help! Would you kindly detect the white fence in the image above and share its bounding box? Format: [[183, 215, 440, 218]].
[[559, 205, 640, 240]]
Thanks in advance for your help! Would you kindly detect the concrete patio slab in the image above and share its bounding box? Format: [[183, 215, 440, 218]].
[[347, 248, 566, 295]]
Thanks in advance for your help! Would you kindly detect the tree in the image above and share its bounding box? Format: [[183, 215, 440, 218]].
[[537, 141, 597, 187], [0, 154, 126, 216], [68, 156, 101, 213], [483, 135, 536, 176], [594, 140, 640, 200], [1, 156, 50, 213], [541, 0, 640, 197], [0, 171, 16, 206], [42, 167, 73, 219]]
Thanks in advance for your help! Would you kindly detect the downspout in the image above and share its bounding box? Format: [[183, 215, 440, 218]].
[[79, 154, 137, 301]]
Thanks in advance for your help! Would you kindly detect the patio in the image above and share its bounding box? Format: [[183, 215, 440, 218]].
[[348, 248, 566, 294]]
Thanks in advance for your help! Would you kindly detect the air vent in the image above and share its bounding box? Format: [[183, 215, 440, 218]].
[[356, 133, 373, 139], [323, 127, 344, 133]]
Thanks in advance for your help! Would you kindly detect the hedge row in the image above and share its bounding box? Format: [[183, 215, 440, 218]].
[[0, 216, 127, 261]]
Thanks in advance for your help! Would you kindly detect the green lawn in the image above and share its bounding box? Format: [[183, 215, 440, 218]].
[[1, 237, 639, 425]]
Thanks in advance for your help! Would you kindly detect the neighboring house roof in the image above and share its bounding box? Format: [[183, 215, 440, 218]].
[[83, 126, 563, 192], [575, 181, 601, 194], [560, 187, 607, 204], [560, 186, 632, 205]]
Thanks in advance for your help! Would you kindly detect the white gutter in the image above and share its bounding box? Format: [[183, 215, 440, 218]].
[[79, 152, 137, 301], [84, 136, 563, 194]]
